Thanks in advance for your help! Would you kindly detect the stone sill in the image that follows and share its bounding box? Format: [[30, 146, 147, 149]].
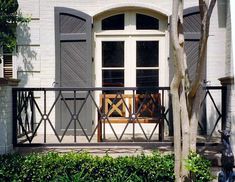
[[0, 78, 20, 86]]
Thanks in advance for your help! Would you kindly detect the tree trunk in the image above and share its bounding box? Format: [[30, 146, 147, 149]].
[[170, 0, 216, 181]]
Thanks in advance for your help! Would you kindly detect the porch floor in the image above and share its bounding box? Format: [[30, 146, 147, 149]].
[[19, 134, 221, 144], [16, 135, 222, 166]]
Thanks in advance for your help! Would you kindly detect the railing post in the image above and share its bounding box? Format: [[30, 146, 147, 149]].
[[159, 89, 164, 141], [132, 90, 135, 142], [30, 91, 35, 132], [43, 90, 47, 143], [221, 85, 227, 131], [12, 89, 18, 147]]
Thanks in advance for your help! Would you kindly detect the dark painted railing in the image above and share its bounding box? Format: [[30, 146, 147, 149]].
[[12, 86, 226, 146]]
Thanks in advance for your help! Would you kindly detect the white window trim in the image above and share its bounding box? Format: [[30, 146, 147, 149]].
[[95, 36, 165, 87]]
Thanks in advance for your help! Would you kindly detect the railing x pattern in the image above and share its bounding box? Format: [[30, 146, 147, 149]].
[[12, 86, 226, 146]]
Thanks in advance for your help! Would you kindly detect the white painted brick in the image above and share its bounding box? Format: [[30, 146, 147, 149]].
[[17, 20, 40, 45], [0, 86, 13, 154], [15, 46, 41, 72], [17, 71, 41, 88], [18, 0, 40, 18]]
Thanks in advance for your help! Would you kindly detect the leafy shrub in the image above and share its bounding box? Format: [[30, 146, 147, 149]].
[[0, 152, 174, 182], [0, 151, 212, 182], [185, 152, 215, 182]]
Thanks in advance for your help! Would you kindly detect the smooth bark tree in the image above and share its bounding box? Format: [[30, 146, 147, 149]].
[[170, 0, 216, 181]]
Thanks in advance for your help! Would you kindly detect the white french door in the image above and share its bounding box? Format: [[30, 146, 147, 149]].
[[95, 36, 165, 89]]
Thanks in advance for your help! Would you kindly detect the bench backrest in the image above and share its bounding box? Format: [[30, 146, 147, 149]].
[[99, 93, 162, 120]]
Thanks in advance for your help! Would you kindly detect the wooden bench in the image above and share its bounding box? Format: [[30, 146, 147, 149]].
[[97, 93, 164, 142]]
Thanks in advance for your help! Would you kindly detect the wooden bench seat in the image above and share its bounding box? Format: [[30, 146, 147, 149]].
[[97, 93, 164, 142]]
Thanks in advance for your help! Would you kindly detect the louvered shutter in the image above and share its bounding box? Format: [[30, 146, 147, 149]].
[[183, 7, 206, 133], [55, 7, 92, 134], [183, 7, 202, 81], [55, 7, 92, 87]]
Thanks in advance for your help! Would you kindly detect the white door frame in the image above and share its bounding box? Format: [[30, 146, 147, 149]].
[[95, 35, 166, 89]]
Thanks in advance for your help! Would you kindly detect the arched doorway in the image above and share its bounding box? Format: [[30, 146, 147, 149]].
[[93, 9, 168, 90]]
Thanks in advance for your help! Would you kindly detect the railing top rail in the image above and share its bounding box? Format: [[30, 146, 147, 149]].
[[12, 86, 224, 92], [12, 86, 171, 91], [204, 86, 225, 90]]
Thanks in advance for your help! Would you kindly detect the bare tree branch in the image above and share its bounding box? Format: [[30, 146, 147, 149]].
[[199, 0, 206, 20], [189, 0, 217, 98], [208, 0, 217, 19], [171, 0, 180, 50]]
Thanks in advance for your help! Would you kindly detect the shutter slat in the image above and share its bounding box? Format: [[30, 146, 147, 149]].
[[4, 68, 13, 78], [3, 54, 13, 78], [183, 7, 201, 81], [60, 13, 86, 33]]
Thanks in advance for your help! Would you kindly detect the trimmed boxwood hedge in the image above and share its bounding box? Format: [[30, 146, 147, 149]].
[[0, 151, 213, 182]]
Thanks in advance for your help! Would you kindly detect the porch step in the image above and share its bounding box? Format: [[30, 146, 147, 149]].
[[15, 142, 222, 166], [15, 142, 173, 157]]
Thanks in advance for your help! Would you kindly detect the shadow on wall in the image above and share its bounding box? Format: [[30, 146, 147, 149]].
[[217, 0, 227, 28], [16, 21, 37, 87]]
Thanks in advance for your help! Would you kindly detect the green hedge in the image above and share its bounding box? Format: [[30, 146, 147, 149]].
[[186, 152, 215, 182], [0, 151, 213, 182]]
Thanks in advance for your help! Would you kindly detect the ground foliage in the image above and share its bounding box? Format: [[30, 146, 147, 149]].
[[0, 151, 214, 182], [186, 152, 215, 182]]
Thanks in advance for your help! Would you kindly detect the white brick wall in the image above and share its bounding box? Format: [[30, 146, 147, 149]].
[[229, 85, 235, 152], [225, 0, 232, 76], [18, 0, 40, 19], [17, 20, 40, 46], [207, 2, 226, 86], [0, 86, 13, 154], [229, 0, 235, 153], [17, 0, 227, 86], [17, 1, 41, 88]]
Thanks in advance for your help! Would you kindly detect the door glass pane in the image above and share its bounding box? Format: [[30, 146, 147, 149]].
[[102, 70, 124, 87], [137, 41, 159, 67], [136, 70, 158, 87], [102, 14, 124, 30], [102, 70, 124, 115], [102, 41, 124, 67], [136, 14, 159, 30]]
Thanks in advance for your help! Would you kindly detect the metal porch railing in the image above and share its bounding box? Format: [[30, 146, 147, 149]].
[[12, 86, 226, 146]]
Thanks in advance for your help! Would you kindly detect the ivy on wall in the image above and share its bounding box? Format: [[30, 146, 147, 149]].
[[0, 0, 29, 55]]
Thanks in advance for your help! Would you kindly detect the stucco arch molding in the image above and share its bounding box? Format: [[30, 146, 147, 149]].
[[92, 2, 170, 18]]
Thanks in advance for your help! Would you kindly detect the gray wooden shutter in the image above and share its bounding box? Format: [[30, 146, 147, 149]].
[[183, 6, 201, 81], [55, 7, 92, 87], [55, 7, 92, 134], [183, 7, 206, 133]]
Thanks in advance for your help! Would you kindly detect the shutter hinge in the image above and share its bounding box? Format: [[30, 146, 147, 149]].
[[167, 23, 170, 31], [92, 57, 94, 62], [92, 23, 94, 29], [167, 23, 170, 27]]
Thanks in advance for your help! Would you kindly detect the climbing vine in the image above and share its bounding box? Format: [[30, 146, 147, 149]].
[[0, 0, 29, 55]]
